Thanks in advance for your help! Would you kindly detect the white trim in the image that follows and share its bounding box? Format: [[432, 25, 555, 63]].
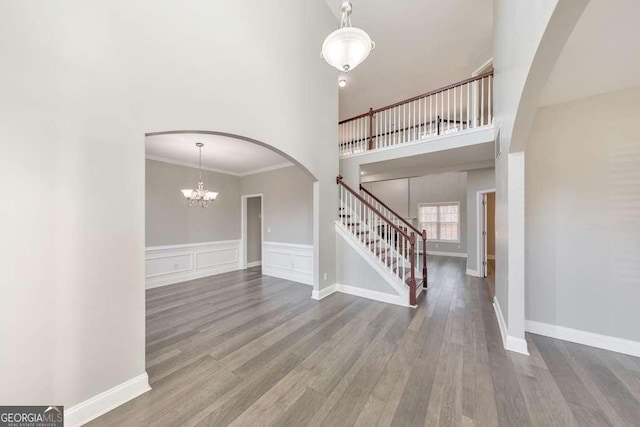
[[427, 251, 467, 258], [335, 222, 410, 300], [145, 240, 241, 288], [246, 261, 262, 268], [472, 57, 494, 76], [240, 162, 294, 176], [146, 154, 242, 176], [64, 372, 150, 427], [476, 189, 496, 278], [334, 283, 410, 307], [526, 320, 640, 358], [493, 296, 529, 355], [466, 268, 481, 277], [240, 194, 264, 270], [262, 241, 314, 286], [145, 154, 293, 177], [146, 239, 239, 252], [312, 283, 410, 307], [311, 284, 337, 300]]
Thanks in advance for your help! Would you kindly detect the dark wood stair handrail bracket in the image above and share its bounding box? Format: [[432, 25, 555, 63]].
[[337, 176, 419, 306], [360, 185, 428, 289]]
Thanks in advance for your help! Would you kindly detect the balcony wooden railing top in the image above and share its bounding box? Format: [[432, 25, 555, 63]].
[[339, 71, 494, 157]]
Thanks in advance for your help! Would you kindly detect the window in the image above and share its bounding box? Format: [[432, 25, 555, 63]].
[[418, 202, 460, 242]]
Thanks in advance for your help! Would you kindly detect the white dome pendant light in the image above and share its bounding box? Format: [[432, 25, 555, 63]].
[[321, 1, 375, 72], [180, 142, 218, 208]]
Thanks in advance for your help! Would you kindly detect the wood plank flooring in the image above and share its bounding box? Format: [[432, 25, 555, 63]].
[[89, 257, 640, 426]]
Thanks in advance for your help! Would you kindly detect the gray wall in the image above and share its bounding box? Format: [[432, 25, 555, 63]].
[[336, 233, 400, 295], [526, 85, 640, 342], [145, 159, 241, 246], [246, 197, 262, 263], [466, 168, 496, 272], [241, 166, 314, 245], [362, 172, 467, 255]]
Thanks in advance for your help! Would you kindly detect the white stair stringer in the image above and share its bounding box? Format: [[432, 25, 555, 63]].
[[335, 221, 422, 307]]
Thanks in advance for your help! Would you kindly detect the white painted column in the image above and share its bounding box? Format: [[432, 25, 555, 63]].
[[506, 151, 528, 354]]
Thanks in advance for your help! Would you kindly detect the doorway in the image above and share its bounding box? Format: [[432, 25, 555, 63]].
[[241, 194, 263, 269], [479, 190, 496, 295]]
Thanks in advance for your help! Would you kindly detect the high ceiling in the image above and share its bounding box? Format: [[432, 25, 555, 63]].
[[324, 0, 493, 120], [145, 133, 291, 176], [541, 0, 640, 106]]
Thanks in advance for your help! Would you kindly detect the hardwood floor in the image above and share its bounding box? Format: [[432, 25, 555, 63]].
[[90, 257, 640, 426]]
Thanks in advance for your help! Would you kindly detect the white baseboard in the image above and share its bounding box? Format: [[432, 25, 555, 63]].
[[493, 296, 529, 355], [526, 320, 640, 358], [246, 261, 262, 268], [262, 241, 313, 286], [65, 372, 150, 427], [466, 268, 482, 277], [311, 284, 337, 300], [427, 251, 467, 258], [145, 240, 241, 288], [336, 283, 409, 307], [313, 283, 410, 307]]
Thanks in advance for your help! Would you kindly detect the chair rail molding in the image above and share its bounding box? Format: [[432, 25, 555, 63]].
[[145, 240, 241, 288]]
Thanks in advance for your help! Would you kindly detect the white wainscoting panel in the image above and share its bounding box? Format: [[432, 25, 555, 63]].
[[262, 241, 314, 286], [145, 240, 241, 288]]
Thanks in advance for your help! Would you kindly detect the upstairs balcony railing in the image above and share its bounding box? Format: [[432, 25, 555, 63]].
[[339, 71, 493, 157]]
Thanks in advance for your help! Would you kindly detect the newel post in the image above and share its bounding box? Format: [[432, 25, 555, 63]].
[[367, 108, 374, 150], [422, 230, 427, 288], [409, 232, 416, 306]]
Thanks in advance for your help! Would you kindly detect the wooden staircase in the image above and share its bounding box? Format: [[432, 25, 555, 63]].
[[336, 176, 427, 306]]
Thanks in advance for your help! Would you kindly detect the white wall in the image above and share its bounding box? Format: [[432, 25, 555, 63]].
[[145, 159, 241, 246], [526, 85, 640, 344], [0, 0, 337, 417], [466, 168, 495, 273], [492, 0, 588, 353]]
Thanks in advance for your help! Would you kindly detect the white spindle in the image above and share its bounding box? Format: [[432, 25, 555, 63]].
[[488, 76, 492, 124], [467, 82, 470, 130], [481, 77, 485, 126], [454, 86, 457, 132]]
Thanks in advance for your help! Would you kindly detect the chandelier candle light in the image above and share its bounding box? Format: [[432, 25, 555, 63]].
[[181, 142, 218, 208], [321, 1, 374, 72]]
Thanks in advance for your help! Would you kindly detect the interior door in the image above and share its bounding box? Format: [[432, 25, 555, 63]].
[[482, 193, 488, 278]]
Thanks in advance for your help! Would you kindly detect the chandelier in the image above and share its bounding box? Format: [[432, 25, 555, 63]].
[[321, 1, 375, 72], [180, 142, 218, 208]]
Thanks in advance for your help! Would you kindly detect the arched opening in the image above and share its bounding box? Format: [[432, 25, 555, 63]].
[[142, 130, 320, 373]]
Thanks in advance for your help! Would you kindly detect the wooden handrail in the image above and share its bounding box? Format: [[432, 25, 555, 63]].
[[339, 70, 494, 124], [336, 176, 411, 242], [359, 185, 422, 237]]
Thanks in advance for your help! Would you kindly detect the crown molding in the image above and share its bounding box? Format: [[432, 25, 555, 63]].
[[145, 155, 293, 177]]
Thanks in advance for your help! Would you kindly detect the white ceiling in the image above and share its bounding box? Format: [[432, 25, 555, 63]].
[[324, 0, 493, 120], [540, 0, 640, 106], [145, 133, 291, 176], [361, 141, 495, 182]]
